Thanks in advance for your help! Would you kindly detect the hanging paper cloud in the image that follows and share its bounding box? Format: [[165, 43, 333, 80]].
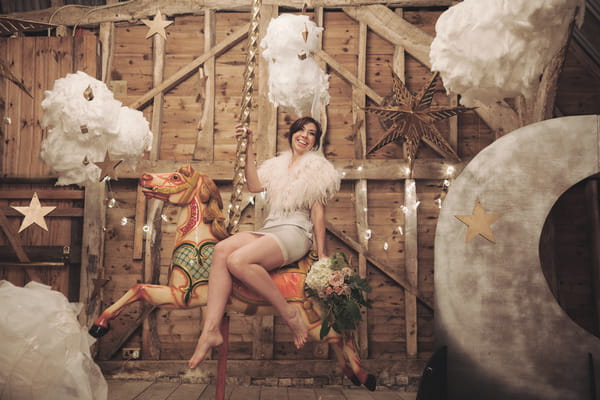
[[40, 71, 152, 186], [429, 0, 585, 106], [261, 14, 330, 118]]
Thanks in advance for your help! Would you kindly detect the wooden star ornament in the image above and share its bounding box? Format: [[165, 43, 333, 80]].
[[364, 70, 475, 167], [94, 151, 123, 182], [455, 200, 503, 243], [142, 10, 173, 40], [11, 192, 56, 233]]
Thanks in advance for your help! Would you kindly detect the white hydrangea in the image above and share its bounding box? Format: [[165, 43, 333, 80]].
[[305, 258, 333, 293]]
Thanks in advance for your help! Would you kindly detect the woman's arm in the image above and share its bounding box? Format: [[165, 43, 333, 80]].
[[311, 200, 327, 259], [235, 125, 264, 193]]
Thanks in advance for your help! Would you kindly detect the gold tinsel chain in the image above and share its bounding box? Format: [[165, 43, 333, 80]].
[[227, 0, 261, 234]]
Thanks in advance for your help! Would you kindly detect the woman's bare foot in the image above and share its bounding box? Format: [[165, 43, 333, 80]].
[[188, 328, 223, 368], [285, 305, 308, 349]]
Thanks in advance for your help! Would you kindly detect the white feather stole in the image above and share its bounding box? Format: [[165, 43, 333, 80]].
[[257, 150, 340, 216]]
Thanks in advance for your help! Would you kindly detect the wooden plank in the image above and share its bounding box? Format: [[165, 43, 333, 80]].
[[167, 383, 209, 400], [20, 38, 35, 177], [404, 179, 418, 358], [5, 38, 21, 176], [353, 20, 369, 360], [229, 384, 260, 400], [342, 388, 375, 400], [142, 198, 164, 360], [135, 382, 179, 400], [107, 379, 154, 400], [259, 386, 288, 400], [133, 185, 146, 260], [0, 207, 82, 217], [128, 23, 248, 110], [0, 189, 84, 199], [193, 10, 215, 161], [9, 1, 457, 26], [149, 14, 167, 161], [0, 209, 31, 263], [313, 388, 345, 399], [99, 20, 115, 82], [288, 388, 317, 400], [79, 181, 106, 329]]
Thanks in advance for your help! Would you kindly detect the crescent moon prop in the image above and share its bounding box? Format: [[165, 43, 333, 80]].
[[435, 115, 600, 400]]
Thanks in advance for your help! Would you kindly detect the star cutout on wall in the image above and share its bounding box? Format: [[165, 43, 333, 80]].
[[94, 151, 123, 182], [142, 10, 173, 40], [11, 192, 56, 233], [455, 200, 503, 243], [364, 70, 475, 168]]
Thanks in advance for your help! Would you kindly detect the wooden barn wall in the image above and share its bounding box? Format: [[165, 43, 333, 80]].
[[93, 7, 495, 370], [0, 33, 96, 300], [1, 4, 598, 387]]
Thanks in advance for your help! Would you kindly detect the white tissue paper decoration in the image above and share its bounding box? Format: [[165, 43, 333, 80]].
[[261, 14, 330, 118], [0, 280, 107, 400], [40, 71, 153, 186], [429, 0, 585, 106]]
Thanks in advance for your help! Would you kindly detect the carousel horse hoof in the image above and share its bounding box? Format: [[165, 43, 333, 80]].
[[88, 324, 110, 338], [364, 374, 377, 391], [349, 374, 361, 386]]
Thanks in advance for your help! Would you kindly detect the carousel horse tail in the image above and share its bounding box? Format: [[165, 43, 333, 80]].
[[329, 331, 377, 391]]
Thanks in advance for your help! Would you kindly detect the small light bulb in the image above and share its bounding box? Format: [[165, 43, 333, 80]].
[[435, 198, 442, 208], [120, 217, 128, 226], [357, 166, 363, 172], [401, 205, 408, 214], [397, 226, 404, 235], [341, 171, 347, 177], [161, 214, 168, 222], [364, 229, 372, 240], [404, 167, 411, 175], [446, 165, 455, 176], [443, 179, 450, 188], [363, 207, 368, 213], [107, 198, 116, 208], [143, 225, 151, 232], [383, 241, 389, 251], [248, 196, 255, 205], [414, 201, 421, 209]]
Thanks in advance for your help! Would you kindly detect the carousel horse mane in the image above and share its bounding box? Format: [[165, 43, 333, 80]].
[[196, 171, 229, 241]]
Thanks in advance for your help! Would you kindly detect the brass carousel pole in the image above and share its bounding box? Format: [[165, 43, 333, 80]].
[[227, 0, 262, 234]]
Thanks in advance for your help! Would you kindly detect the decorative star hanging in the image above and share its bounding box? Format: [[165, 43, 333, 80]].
[[94, 151, 123, 182], [142, 10, 173, 40], [364, 70, 475, 168], [11, 192, 56, 233], [455, 200, 502, 243]]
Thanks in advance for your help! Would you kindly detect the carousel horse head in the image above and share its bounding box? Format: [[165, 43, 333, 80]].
[[140, 165, 229, 240]]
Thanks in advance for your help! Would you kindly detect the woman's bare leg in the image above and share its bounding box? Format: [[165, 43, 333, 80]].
[[226, 235, 308, 349], [188, 232, 258, 368]]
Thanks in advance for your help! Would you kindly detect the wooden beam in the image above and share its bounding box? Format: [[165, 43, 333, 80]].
[[132, 185, 146, 260], [326, 220, 433, 310], [343, 5, 520, 136], [112, 157, 469, 181], [149, 14, 167, 161], [353, 20, 369, 359], [1, 207, 83, 217], [193, 10, 216, 161], [404, 179, 418, 358], [0, 189, 84, 199], [128, 23, 249, 110], [0, 209, 31, 263], [79, 181, 107, 329], [7, 1, 456, 26]]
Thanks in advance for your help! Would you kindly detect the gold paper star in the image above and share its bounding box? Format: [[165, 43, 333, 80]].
[[94, 151, 123, 182], [455, 200, 502, 243], [11, 192, 56, 233], [364, 71, 474, 167], [142, 10, 173, 40]]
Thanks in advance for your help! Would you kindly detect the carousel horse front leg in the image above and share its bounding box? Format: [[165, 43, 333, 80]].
[[328, 332, 377, 391], [89, 283, 197, 338]]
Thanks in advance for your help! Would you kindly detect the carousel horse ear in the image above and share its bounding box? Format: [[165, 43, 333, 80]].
[[177, 164, 195, 177]]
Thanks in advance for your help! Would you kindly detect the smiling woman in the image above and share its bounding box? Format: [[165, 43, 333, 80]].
[[188, 117, 341, 368]]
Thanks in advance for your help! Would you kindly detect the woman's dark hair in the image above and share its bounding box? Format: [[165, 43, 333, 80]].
[[285, 116, 323, 151]]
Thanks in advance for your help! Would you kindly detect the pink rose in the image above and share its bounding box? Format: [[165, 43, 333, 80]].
[[325, 287, 334, 295], [334, 286, 344, 295], [329, 273, 344, 287], [342, 267, 353, 276]]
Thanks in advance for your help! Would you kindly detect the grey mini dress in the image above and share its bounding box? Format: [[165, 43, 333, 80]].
[[254, 209, 313, 265]]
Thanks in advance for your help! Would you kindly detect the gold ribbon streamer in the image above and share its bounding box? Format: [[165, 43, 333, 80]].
[[227, 0, 261, 234]]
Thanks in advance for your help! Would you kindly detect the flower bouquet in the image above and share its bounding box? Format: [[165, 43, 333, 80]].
[[305, 252, 372, 339]]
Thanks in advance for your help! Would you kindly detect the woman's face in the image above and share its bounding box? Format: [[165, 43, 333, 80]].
[[290, 122, 317, 154]]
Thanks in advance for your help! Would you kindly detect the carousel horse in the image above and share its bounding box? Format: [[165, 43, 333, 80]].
[[89, 165, 376, 391]]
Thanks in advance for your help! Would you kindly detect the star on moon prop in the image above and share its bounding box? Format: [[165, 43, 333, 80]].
[[142, 10, 173, 40], [94, 151, 123, 182], [11, 192, 56, 233], [364, 71, 475, 167], [455, 200, 502, 243]]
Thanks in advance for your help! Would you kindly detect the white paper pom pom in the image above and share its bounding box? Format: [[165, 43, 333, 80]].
[[430, 0, 585, 106], [261, 14, 330, 117], [40, 71, 153, 186]]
